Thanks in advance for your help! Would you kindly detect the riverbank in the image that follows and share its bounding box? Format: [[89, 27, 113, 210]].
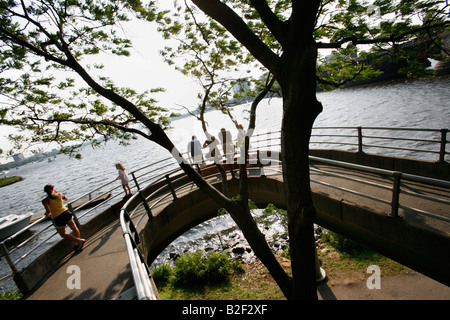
[[0, 176, 23, 188], [154, 240, 450, 300]]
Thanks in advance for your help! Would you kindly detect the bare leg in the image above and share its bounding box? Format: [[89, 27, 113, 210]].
[[67, 219, 81, 239], [123, 184, 132, 195], [56, 226, 80, 243]]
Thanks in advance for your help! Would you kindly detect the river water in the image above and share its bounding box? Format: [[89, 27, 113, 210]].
[[1, 75, 449, 292]]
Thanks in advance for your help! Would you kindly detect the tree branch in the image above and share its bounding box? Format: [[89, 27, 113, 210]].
[[317, 21, 450, 49], [191, 0, 279, 72], [316, 63, 364, 87], [249, 0, 287, 47], [0, 25, 67, 66]]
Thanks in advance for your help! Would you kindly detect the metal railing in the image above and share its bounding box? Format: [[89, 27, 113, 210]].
[[119, 128, 450, 299], [309, 156, 450, 222], [118, 152, 270, 299], [310, 127, 449, 162], [0, 156, 181, 288], [2, 126, 448, 293]]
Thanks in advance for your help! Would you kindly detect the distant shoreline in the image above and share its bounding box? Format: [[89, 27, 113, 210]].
[[0, 176, 23, 188]]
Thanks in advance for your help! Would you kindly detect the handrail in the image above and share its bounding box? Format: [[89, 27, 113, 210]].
[[310, 126, 449, 162], [119, 128, 449, 299], [0, 154, 181, 288], [2, 126, 448, 292], [309, 155, 450, 221]]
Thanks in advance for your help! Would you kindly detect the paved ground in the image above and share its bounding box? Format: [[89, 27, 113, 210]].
[[27, 219, 133, 300], [318, 272, 450, 300], [26, 217, 450, 300], [26, 164, 449, 300]]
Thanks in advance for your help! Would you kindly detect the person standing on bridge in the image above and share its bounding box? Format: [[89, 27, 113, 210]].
[[115, 162, 132, 197], [203, 135, 222, 164], [218, 128, 235, 164], [42, 184, 85, 251], [187, 135, 204, 173]]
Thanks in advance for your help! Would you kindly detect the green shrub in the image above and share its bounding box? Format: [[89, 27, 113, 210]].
[[152, 264, 173, 287], [0, 290, 22, 300], [172, 250, 206, 286], [153, 250, 241, 287], [321, 230, 364, 253], [203, 251, 232, 283]]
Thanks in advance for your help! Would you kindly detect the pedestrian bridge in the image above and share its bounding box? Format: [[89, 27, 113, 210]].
[[119, 128, 450, 299], [4, 127, 449, 300]]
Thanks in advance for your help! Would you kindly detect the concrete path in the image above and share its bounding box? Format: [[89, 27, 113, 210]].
[[27, 219, 133, 300], [318, 271, 450, 300], [26, 163, 449, 300]]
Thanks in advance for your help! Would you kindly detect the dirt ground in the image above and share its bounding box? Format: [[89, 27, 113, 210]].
[[238, 253, 450, 300]]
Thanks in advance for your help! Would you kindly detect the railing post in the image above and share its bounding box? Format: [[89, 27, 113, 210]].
[[139, 191, 153, 220], [131, 173, 153, 219], [256, 150, 267, 178], [165, 174, 178, 201], [0, 241, 31, 294], [357, 126, 363, 153], [122, 209, 141, 246], [439, 129, 448, 163], [131, 172, 140, 191], [0, 242, 18, 275], [390, 171, 402, 218]]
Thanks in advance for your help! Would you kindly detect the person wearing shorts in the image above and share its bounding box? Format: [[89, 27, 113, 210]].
[[42, 184, 85, 251]]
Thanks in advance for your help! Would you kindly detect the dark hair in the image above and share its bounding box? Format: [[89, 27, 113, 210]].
[[44, 184, 56, 199]]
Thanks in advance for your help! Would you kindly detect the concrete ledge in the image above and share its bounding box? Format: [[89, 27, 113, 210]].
[[140, 175, 450, 287], [313, 191, 450, 286], [15, 199, 125, 294], [310, 149, 450, 181]]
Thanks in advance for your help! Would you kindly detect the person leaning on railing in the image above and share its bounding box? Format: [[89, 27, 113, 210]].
[[42, 184, 85, 251]]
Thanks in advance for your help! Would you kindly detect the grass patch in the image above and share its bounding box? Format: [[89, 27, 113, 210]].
[[0, 290, 22, 300], [151, 231, 411, 300], [319, 231, 411, 285], [0, 176, 23, 188], [152, 250, 285, 300]]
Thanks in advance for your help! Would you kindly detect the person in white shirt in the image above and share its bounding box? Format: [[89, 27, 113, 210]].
[[115, 162, 132, 197], [187, 136, 204, 171]]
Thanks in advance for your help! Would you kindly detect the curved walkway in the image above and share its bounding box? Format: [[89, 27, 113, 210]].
[[27, 158, 450, 299], [27, 213, 450, 300]]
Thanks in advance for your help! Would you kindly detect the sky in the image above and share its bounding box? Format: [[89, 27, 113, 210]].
[[0, 1, 432, 163], [0, 18, 201, 163]]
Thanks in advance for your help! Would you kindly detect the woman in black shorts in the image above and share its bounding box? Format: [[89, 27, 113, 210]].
[[42, 184, 85, 251]]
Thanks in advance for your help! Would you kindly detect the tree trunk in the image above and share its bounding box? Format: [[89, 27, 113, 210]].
[[230, 200, 293, 299], [278, 39, 323, 300], [174, 147, 293, 298]]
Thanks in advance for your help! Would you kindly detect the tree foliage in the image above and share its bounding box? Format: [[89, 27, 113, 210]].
[[1, 0, 448, 157], [0, 0, 175, 157], [0, 0, 448, 300]]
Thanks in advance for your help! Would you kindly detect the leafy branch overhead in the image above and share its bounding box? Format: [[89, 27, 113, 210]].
[[0, 0, 448, 300], [157, 0, 266, 115], [0, 0, 175, 157], [1, 1, 448, 157]]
